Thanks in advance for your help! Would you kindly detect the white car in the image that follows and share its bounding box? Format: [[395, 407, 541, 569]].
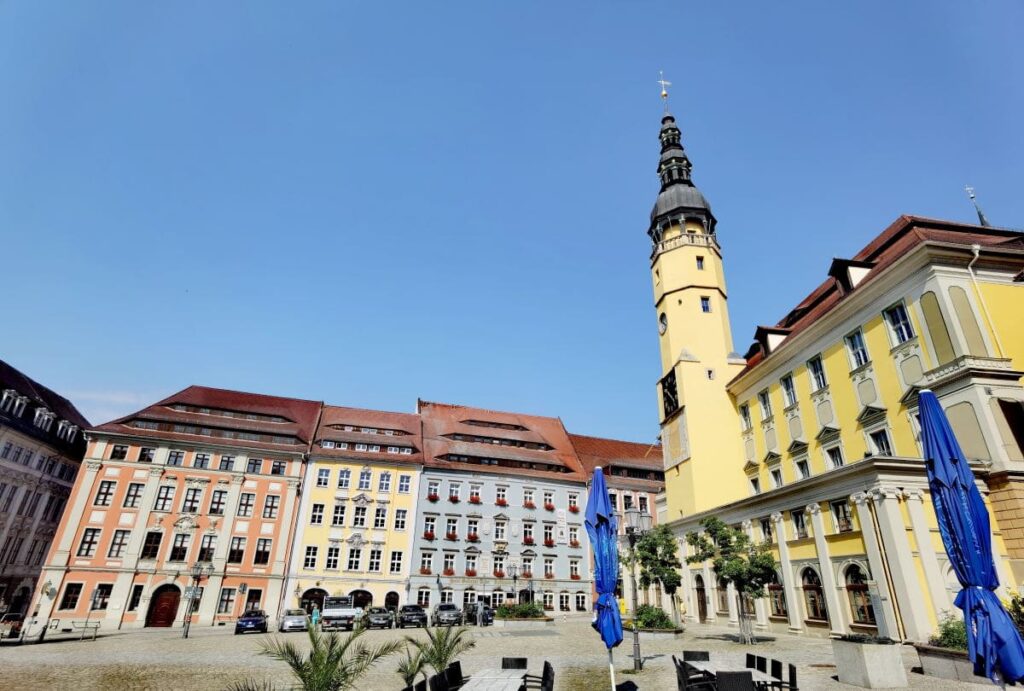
[[278, 609, 309, 632]]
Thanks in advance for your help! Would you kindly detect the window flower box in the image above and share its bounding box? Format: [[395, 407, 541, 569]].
[[465, 568, 477, 577], [569, 540, 581, 548], [419, 567, 432, 575], [448, 495, 460, 504], [544, 572, 555, 579], [544, 502, 555, 511], [543, 604, 554, 611], [423, 531, 436, 541], [467, 533, 480, 543], [427, 493, 439, 503], [495, 498, 508, 507], [493, 570, 505, 578], [544, 539, 555, 548], [445, 532, 458, 541], [468, 496, 482, 504], [523, 501, 536, 509], [570, 574, 581, 581], [521, 571, 533, 579], [443, 568, 455, 576], [523, 536, 535, 545], [568, 505, 580, 514]]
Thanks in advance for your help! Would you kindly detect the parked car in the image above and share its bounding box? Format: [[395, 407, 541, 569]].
[[0, 613, 23, 639], [462, 602, 493, 626], [234, 609, 269, 634], [363, 607, 394, 629], [397, 604, 428, 628], [321, 596, 363, 631], [278, 609, 309, 633], [431, 603, 463, 626]]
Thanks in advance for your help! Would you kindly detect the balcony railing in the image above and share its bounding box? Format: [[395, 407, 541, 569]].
[[651, 232, 719, 257]]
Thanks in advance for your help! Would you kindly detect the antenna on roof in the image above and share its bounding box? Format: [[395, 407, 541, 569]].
[[965, 186, 991, 227]]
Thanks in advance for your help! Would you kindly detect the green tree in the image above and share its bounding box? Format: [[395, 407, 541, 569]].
[[686, 516, 777, 644], [228, 626, 403, 691], [406, 625, 476, 675], [395, 644, 428, 687], [633, 524, 684, 626]]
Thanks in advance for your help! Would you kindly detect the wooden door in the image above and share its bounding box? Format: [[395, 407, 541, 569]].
[[694, 576, 707, 623], [146, 586, 181, 627]]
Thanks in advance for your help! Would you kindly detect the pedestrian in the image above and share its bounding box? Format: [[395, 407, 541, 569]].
[[311, 604, 320, 629]]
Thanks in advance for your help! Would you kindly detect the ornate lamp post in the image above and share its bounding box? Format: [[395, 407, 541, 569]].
[[507, 564, 519, 604], [182, 562, 213, 639], [618, 506, 653, 671]]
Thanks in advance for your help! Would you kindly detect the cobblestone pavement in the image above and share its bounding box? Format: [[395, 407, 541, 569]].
[[0, 618, 995, 690]]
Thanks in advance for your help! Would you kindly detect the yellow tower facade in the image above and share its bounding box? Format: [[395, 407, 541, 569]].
[[648, 112, 748, 518]]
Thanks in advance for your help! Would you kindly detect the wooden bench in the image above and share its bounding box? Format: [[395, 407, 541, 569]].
[[71, 620, 101, 641]]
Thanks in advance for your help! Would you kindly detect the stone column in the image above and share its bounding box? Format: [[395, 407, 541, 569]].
[[740, 519, 769, 629], [870, 486, 933, 640], [903, 489, 953, 617], [771, 511, 803, 633], [679, 537, 698, 624], [850, 492, 900, 639], [806, 502, 846, 636], [702, 562, 716, 623], [51, 461, 102, 566]]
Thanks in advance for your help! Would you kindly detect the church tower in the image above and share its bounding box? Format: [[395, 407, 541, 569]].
[[648, 110, 747, 518]]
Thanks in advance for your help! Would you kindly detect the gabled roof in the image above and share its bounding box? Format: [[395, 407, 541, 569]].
[[0, 358, 90, 457], [313, 404, 424, 463]]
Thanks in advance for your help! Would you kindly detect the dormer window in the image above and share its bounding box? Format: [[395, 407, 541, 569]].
[[12, 395, 29, 417], [34, 407, 55, 431], [0, 389, 15, 413]]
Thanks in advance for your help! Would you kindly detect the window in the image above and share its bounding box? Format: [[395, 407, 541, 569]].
[[258, 495, 279, 519], [168, 533, 190, 561], [111, 445, 128, 460], [316, 469, 330, 487], [543, 491, 553, 507], [303, 546, 318, 569], [496, 487, 507, 503], [802, 569, 828, 621], [358, 469, 372, 490], [570, 560, 580, 578], [217, 588, 237, 614], [523, 522, 534, 541], [356, 443, 368, 452], [332, 504, 346, 526], [254, 536, 272, 565], [807, 356, 827, 391], [209, 490, 227, 515], [569, 526, 579, 544], [423, 516, 436, 535], [792, 509, 808, 539], [138, 448, 155, 463], [219, 455, 235, 471], [749, 477, 761, 495], [757, 390, 772, 420], [94, 481, 116, 507], [544, 525, 554, 542], [347, 548, 361, 571], [59, 583, 83, 610], [493, 555, 505, 574], [417, 589, 431, 607], [420, 552, 433, 573], [310, 503, 324, 525], [390, 551, 403, 573], [270, 461, 286, 475], [445, 517, 458, 536], [781, 375, 797, 408], [127, 584, 144, 612], [831, 500, 853, 533], [194, 453, 210, 469], [182, 488, 202, 513], [760, 518, 773, 543], [846, 565, 875, 625], [325, 546, 340, 569], [122, 483, 144, 511], [140, 531, 162, 560], [494, 520, 506, 540], [237, 493, 255, 517], [108, 530, 130, 558], [398, 475, 411, 493], [246, 458, 262, 474], [795, 458, 810, 480], [443, 552, 456, 572], [884, 303, 915, 345], [700, 296, 712, 313], [768, 572, 787, 618], [568, 493, 578, 509], [167, 450, 185, 467], [338, 469, 351, 489], [365, 549, 381, 573], [739, 404, 752, 432], [378, 472, 391, 492], [825, 445, 844, 469], [770, 468, 783, 489], [696, 256, 705, 270], [608, 492, 617, 510], [353, 506, 367, 528], [374, 507, 387, 529], [845, 330, 870, 368], [868, 429, 893, 456], [228, 537, 245, 563], [717, 578, 730, 612], [154, 486, 175, 511], [198, 534, 217, 561], [449, 483, 461, 501], [387, 446, 399, 454]]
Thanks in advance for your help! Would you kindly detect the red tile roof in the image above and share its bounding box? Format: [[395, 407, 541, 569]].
[[569, 433, 664, 491], [313, 404, 424, 462]]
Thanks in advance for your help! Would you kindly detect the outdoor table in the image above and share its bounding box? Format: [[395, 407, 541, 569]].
[[685, 659, 774, 685], [460, 669, 525, 691]]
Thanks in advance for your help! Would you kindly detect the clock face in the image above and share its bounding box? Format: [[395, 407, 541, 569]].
[[658, 313, 668, 335], [661, 370, 679, 418]]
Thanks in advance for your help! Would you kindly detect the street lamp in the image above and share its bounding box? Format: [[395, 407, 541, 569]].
[[617, 507, 653, 671], [507, 564, 519, 604], [182, 562, 213, 639]]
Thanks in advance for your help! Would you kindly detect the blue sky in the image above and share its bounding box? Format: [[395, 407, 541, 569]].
[[2, 2, 1022, 440]]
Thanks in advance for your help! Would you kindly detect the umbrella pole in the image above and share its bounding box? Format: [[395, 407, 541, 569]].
[[608, 649, 616, 691]]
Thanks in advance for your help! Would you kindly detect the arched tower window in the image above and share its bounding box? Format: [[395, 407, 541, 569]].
[[845, 565, 875, 625], [801, 568, 828, 622]]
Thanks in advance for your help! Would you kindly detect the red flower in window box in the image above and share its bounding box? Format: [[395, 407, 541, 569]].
[[445, 532, 458, 541], [427, 493, 439, 503], [523, 501, 536, 510], [448, 495, 460, 504], [543, 603, 554, 611], [521, 571, 533, 579], [419, 567, 432, 575], [493, 570, 505, 578], [544, 502, 556, 511], [569, 539, 581, 548], [495, 498, 508, 507], [523, 536, 535, 546], [423, 531, 435, 541], [443, 568, 455, 576], [544, 538, 555, 548], [568, 505, 580, 514], [544, 572, 555, 579], [468, 495, 482, 504], [466, 532, 479, 543], [465, 568, 477, 577], [570, 574, 581, 581]]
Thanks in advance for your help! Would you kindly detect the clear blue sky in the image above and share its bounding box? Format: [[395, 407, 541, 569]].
[[3, 2, 1022, 441]]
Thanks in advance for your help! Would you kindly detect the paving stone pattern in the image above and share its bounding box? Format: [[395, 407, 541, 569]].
[[0, 618, 995, 690]]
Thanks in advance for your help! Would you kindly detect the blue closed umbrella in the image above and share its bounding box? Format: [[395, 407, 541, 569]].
[[586, 466, 623, 690], [919, 389, 1024, 681]]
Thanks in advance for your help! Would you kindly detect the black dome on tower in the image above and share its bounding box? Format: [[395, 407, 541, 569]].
[[648, 112, 716, 243]]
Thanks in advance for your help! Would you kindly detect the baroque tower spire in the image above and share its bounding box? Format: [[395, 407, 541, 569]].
[[648, 113, 716, 244]]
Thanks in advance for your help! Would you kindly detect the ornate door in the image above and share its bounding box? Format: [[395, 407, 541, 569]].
[[145, 585, 181, 627]]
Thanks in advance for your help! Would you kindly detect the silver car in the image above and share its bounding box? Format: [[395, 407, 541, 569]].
[[278, 608, 309, 632]]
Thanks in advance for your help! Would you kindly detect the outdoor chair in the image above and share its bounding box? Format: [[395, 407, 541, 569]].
[[445, 661, 465, 690], [428, 672, 450, 691], [674, 655, 714, 691], [755, 656, 767, 673], [745, 653, 756, 669], [682, 650, 710, 661], [769, 659, 783, 681], [524, 661, 553, 690], [770, 664, 798, 691], [503, 657, 529, 670], [717, 671, 757, 691]]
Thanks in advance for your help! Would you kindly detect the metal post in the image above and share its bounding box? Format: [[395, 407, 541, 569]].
[[182, 587, 195, 639], [629, 533, 642, 671]]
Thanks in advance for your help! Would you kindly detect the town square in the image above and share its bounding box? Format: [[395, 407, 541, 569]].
[[2, 2, 1024, 690]]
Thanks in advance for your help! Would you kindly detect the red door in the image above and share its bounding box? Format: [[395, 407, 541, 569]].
[[146, 585, 181, 627]]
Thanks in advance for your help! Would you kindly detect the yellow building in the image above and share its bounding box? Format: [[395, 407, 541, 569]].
[[285, 405, 423, 612], [646, 107, 1024, 640]]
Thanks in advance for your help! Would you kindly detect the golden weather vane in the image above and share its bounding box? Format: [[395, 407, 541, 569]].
[[657, 71, 672, 110]]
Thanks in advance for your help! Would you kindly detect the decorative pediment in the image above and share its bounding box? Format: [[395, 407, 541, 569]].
[[351, 493, 372, 507], [899, 385, 922, 407], [520, 549, 537, 557], [856, 405, 887, 425], [743, 459, 760, 474], [466, 512, 483, 519], [346, 533, 366, 546], [763, 451, 782, 466], [464, 545, 481, 555], [493, 512, 509, 521], [787, 440, 809, 455], [173, 515, 199, 532], [815, 425, 841, 442]]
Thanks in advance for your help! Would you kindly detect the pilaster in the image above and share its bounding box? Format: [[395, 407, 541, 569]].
[[902, 489, 952, 618], [771, 511, 803, 633], [850, 492, 900, 639], [806, 502, 846, 637]]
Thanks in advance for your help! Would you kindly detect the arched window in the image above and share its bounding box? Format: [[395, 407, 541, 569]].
[[845, 565, 875, 625], [801, 568, 827, 622], [716, 578, 730, 613], [768, 572, 787, 618]]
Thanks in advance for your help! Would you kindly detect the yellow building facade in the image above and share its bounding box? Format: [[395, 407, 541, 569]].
[[647, 108, 1024, 640], [284, 406, 423, 612]]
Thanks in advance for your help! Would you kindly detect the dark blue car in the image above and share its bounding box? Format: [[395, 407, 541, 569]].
[[235, 609, 269, 634]]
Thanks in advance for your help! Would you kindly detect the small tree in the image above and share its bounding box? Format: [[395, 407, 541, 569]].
[[633, 524, 683, 626], [686, 516, 777, 644], [406, 625, 476, 675]]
